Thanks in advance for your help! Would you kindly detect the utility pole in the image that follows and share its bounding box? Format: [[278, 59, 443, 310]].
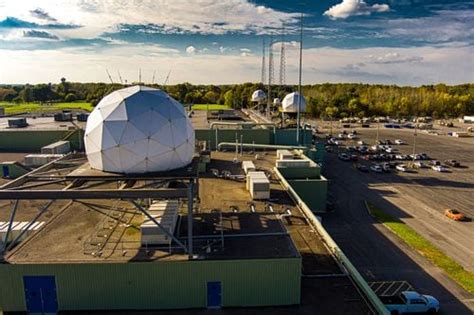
[[296, 12, 303, 144]]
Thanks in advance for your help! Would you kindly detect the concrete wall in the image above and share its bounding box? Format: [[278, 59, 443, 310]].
[[0, 258, 301, 312]]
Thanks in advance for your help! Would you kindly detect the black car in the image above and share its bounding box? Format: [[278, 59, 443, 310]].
[[357, 164, 369, 172], [444, 159, 460, 167]]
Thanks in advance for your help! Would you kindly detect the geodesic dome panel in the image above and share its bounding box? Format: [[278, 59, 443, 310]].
[[251, 89, 266, 102], [282, 92, 306, 113], [84, 86, 195, 174]]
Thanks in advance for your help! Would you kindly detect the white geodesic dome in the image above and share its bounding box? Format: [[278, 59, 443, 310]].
[[84, 86, 195, 174], [251, 89, 266, 102], [282, 92, 307, 113]]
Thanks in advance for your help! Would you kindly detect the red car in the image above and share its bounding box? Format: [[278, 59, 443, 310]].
[[444, 209, 466, 221]]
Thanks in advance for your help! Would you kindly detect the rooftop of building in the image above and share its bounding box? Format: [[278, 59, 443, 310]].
[[0, 115, 86, 131], [3, 151, 336, 274]]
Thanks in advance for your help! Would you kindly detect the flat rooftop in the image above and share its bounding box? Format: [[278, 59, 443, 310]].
[[188, 109, 250, 129], [4, 151, 337, 274], [0, 116, 86, 131]]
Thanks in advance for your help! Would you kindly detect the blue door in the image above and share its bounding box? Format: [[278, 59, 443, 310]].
[[207, 281, 222, 308], [23, 276, 58, 314], [2, 165, 9, 178]]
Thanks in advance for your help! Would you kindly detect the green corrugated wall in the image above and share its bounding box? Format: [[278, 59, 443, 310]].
[[0, 130, 84, 152], [288, 179, 328, 212], [0, 258, 300, 312]]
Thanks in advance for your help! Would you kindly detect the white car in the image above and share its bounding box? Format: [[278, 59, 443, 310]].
[[396, 164, 408, 172], [432, 165, 447, 172], [386, 147, 397, 153], [395, 139, 406, 145], [337, 133, 346, 139], [347, 134, 358, 139], [370, 165, 383, 173], [357, 140, 366, 145]]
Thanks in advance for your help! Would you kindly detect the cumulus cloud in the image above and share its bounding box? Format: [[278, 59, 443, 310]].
[[185, 46, 196, 54], [0, 0, 299, 38], [23, 30, 59, 40], [30, 8, 57, 22], [366, 52, 423, 64], [324, 0, 390, 19]]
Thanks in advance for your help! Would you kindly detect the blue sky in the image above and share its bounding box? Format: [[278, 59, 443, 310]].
[[0, 0, 473, 85]]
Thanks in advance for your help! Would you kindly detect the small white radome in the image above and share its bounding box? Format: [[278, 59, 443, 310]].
[[282, 92, 306, 113], [84, 86, 195, 174]]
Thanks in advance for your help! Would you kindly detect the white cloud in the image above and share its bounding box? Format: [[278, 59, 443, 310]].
[[1, 45, 472, 86], [0, 0, 300, 38], [185, 46, 196, 54], [240, 48, 251, 53], [324, 0, 390, 19]]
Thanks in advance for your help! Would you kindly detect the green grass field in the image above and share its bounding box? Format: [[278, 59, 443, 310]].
[[0, 102, 93, 114], [366, 201, 474, 294], [191, 104, 230, 110]]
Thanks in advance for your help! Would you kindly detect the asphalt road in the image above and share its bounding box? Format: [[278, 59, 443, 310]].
[[320, 130, 474, 314]]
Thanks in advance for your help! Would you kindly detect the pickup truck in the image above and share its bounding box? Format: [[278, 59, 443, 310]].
[[381, 291, 440, 314]]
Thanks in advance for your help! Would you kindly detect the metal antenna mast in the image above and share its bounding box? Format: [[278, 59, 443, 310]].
[[279, 24, 286, 87], [296, 12, 303, 144], [117, 71, 124, 84], [163, 69, 172, 86], [151, 70, 156, 85], [261, 38, 266, 84], [105, 69, 114, 84], [267, 37, 274, 118], [139, 68, 142, 85]]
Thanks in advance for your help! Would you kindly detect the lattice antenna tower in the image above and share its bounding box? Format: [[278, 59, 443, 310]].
[[268, 36, 275, 88], [261, 38, 266, 84], [279, 24, 286, 87]]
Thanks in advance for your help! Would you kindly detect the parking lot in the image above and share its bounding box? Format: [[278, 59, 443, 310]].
[[326, 128, 474, 272]]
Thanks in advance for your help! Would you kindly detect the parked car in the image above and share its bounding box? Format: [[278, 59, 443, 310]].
[[370, 164, 383, 173], [386, 147, 397, 153], [347, 133, 358, 139], [432, 165, 447, 172], [350, 154, 358, 161], [414, 161, 428, 168], [394, 139, 406, 145], [338, 153, 350, 161], [444, 209, 466, 221], [444, 160, 460, 167], [382, 163, 391, 172], [357, 164, 369, 172], [337, 133, 346, 139], [382, 291, 440, 314], [357, 140, 366, 145], [396, 164, 408, 172], [429, 160, 441, 166]]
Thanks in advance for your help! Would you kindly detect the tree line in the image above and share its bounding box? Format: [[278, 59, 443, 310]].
[[1, 80, 473, 119]]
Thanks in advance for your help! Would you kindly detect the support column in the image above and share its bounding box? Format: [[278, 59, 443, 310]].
[[187, 179, 194, 258], [1, 200, 19, 254]]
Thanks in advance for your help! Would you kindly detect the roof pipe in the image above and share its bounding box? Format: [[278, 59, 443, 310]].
[[210, 121, 277, 150], [217, 142, 307, 152]]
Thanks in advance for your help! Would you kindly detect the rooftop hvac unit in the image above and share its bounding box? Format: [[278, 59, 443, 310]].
[[8, 118, 27, 128], [242, 161, 256, 174], [246, 171, 267, 190], [141, 200, 180, 246], [41, 141, 71, 155], [54, 112, 73, 122], [77, 113, 89, 122], [276, 150, 294, 160], [246, 171, 270, 200], [276, 159, 311, 168], [24, 154, 63, 167]]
